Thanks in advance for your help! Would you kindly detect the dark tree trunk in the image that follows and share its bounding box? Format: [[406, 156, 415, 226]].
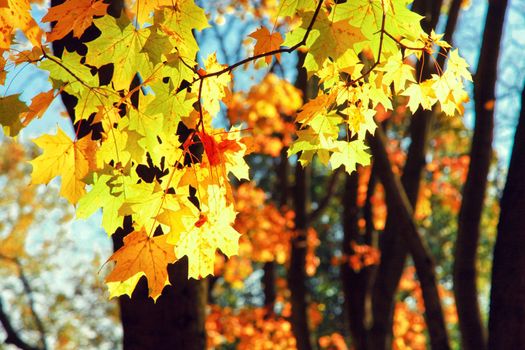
[[289, 163, 314, 350], [113, 223, 207, 350], [341, 171, 368, 350], [50, 1, 208, 349], [454, 1, 508, 349], [368, 128, 450, 350], [287, 52, 315, 350], [488, 82, 525, 350], [264, 148, 290, 310], [368, 0, 452, 348]]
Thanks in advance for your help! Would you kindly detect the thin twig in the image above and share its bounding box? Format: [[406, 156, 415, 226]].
[[194, 0, 325, 83]]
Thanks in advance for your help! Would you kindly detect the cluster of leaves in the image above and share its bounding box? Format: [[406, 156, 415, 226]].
[[228, 73, 302, 157], [214, 183, 320, 289], [206, 305, 296, 350], [392, 267, 458, 350], [0, 0, 470, 300]]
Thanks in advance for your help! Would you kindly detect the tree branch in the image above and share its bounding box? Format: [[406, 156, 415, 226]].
[[367, 128, 450, 350], [0, 255, 47, 350], [196, 0, 325, 82], [0, 298, 42, 350], [15, 260, 47, 350]]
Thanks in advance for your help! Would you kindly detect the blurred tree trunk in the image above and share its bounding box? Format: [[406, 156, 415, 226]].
[[288, 52, 315, 350], [488, 81, 525, 349], [263, 149, 290, 310], [51, 1, 208, 349], [454, 1, 508, 349], [341, 171, 369, 350], [368, 0, 454, 349], [368, 128, 450, 350]]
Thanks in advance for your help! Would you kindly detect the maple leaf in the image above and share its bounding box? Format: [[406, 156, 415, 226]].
[[381, 51, 415, 93], [169, 185, 240, 279], [30, 128, 97, 204], [0, 0, 42, 53], [0, 94, 27, 136], [201, 53, 231, 117], [249, 26, 284, 64], [402, 80, 437, 113], [20, 90, 55, 126], [42, 0, 108, 41], [329, 140, 371, 174], [76, 173, 132, 234], [156, 0, 209, 59], [105, 227, 176, 300], [85, 15, 152, 90], [279, 0, 316, 17], [125, 0, 173, 26], [296, 93, 333, 125], [39, 51, 99, 94], [446, 49, 472, 82]]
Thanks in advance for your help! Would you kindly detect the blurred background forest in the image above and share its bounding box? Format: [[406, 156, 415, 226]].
[[1, 0, 525, 349]]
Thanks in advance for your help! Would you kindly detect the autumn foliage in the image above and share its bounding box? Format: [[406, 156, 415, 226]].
[[0, 0, 495, 349]]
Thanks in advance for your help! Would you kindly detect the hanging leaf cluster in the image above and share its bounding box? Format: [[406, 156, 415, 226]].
[[0, 0, 471, 300]]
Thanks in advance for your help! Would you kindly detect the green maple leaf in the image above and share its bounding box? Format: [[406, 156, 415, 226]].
[[279, 0, 316, 17], [40, 51, 98, 94], [85, 15, 152, 90], [156, 1, 208, 60], [146, 82, 195, 134], [329, 140, 371, 174]]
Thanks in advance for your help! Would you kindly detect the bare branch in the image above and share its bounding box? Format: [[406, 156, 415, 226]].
[[0, 298, 42, 350], [0, 255, 47, 350]]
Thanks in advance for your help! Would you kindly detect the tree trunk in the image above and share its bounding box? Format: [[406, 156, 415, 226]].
[[488, 82, 525, 350], [264, 148, 290, 310], [341, 171, 368, 350], [454, 1, 508, 349], [368, 129, 450, 350], [368, 0, 451, 348], [112, 221, 207, 350], [51, 1, 208, 349], [287, 52, 315, 350]]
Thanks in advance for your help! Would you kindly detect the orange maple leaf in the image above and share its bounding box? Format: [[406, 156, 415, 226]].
[[105, 228, 176, 301], [197, 131, 242, 167], [249, 26, 283, 64], [42, 0, 108, 41], [0, 0, 42, 52], [21, 90, 55, 126]]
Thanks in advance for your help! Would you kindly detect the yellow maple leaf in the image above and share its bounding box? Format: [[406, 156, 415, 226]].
[[125, 0, 173, 26], [30, 128, 97, 204], [169, 185, 240, 279], [105, 227, 176, 301], [249, 26, 283, 64], [0, 0, 42, 53], [329, 140, 371, 174], [42, 0, 108, 41], [201, 53, 231, 117], [381, 51, 415, 93], [296, 93, 333, 125]]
